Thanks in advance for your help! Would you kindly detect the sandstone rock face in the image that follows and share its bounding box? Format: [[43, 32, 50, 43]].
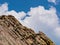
[[0, 15, 55, 45]]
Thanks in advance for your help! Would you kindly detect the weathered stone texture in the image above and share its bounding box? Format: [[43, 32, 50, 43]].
[[0, 15, 55, 45]]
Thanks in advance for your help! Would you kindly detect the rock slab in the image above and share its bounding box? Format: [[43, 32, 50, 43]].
[[0, 15, 55, 45]]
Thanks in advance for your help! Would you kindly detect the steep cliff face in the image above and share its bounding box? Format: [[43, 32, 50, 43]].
[[0, 15, 55, 45]]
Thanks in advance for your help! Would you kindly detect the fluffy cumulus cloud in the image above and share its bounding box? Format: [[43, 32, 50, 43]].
[[24, 6, 58, 30], [0, 3, 8, 15], [23, 6, 60, 38], [0, 3, 26, 23], [48, 0, 56, 4], [6, 10, 26, 20], [0, 3, 60, 44], [48, 0, 60, 5]]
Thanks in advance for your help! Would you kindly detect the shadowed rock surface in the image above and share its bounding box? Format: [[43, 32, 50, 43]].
[[0, 15, 55, 45]]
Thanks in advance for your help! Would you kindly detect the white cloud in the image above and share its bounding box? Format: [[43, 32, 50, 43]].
[[0, 3, 26, 22], [55, 27, 60, 38], [48, 0, 56, 4], [6, 10, 26, 20], [22, 6, 60, 43], [0, 3, 8, 15], [23, 6, 58, 32]]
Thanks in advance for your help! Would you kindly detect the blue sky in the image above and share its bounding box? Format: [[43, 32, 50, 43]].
[[0, 0, 60, 18], [0, 0, 60, 45], [0, 0, 59, 12]]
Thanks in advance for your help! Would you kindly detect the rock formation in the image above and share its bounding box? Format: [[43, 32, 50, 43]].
[[0, 15, 55, 45]]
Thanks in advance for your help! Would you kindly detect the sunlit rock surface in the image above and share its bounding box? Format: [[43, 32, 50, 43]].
[[0, 15, 55, 45]]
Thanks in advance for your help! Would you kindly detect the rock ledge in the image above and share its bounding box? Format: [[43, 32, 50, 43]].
[[0, 15, 55, 45]]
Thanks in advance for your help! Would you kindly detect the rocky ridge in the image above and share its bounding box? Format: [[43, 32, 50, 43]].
[[0, 15, 55, 45]]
